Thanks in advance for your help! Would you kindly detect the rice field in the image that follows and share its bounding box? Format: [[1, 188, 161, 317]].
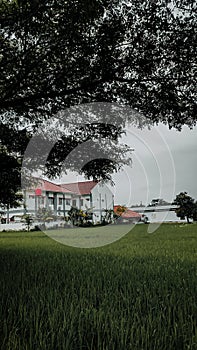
[[0, 224, 196, 350]]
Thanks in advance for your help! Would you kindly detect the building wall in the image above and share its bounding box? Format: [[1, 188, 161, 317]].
[[129, 205, 188, 223], [146, 210, 183, 223], [1, 190, 74, 221], [46, 192, 73, 215], [91, 183, 114, 223], [0, 182, 114, 224]]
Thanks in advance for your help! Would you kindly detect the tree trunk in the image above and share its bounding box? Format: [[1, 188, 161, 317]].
[[6, 205, 9, 224]]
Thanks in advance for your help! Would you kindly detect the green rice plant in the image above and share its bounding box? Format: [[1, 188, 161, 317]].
[[0, 224, 196, 349]]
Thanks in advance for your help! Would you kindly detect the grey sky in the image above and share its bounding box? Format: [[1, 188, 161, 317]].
[[59, 123, 197, 206], [111, 123, 197, 205]]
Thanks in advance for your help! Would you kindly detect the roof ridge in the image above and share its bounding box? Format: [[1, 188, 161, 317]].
[[33, 177, 98, 186], [61, 180, 98, 185], [32, 177, 98, 194]]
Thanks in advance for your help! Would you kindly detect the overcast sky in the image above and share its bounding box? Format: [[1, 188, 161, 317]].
[[59, 123, 197, 206], [111, 123, 197, 206]]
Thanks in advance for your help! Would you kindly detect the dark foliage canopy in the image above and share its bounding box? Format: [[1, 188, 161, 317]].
[[0, 0, 196, 205], [1, 0, 196, 126], [0, 151, 23, 208]]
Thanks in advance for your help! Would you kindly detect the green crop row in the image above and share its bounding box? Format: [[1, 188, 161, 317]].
[[0, 224, 196, 349]]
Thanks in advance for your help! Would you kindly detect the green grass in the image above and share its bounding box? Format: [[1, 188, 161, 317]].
[[0, 224, 196, 350]]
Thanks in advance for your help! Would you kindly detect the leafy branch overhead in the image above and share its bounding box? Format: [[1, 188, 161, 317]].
[[1, 0, 196, 127], [0, 0, 196, 205]]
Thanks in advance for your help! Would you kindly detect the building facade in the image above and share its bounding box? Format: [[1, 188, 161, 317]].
[[1, 178, 114, 225]]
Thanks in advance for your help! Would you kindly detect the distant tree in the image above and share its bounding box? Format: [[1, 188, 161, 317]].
[[192, 202, 197, 221], [173, 192, 195, 223]]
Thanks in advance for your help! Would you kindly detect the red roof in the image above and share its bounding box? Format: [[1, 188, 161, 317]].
[[121, 209, 141, 219], [114, 206, 141, 219], [61, 181, 98, 195], [31, 178, 98, 195], [34, 179, 73, 193]]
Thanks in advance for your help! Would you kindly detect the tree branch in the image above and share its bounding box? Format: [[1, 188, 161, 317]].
[[0, 78, 105, 110]]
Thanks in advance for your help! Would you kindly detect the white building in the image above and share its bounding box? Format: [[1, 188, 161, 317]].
[[61, 180, 114, 223], [1, 178, 114, 225], [130, 198, 188, 223]]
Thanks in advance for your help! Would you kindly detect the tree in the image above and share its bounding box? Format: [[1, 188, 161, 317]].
[[114, 205, 127, 216], [67, 206, 85, 226], [0, 151, 23, 209], [192, 202, 197, 222], [102, 209, 114, 224], [1, 0, 196, 126], [36, 207, 54, 221], [36, 119, 132, 182], [22, 214, 33, 231], [0, 0, 196, 203], [173, 192, 195, 223]]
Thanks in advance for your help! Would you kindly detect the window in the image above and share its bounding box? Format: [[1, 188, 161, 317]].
[[66, 199, 71, 205], [80, 199, 83, 207], [48, 197, 54, 205], [72, 199, 76, 207], [59, 198, 63, 205]]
